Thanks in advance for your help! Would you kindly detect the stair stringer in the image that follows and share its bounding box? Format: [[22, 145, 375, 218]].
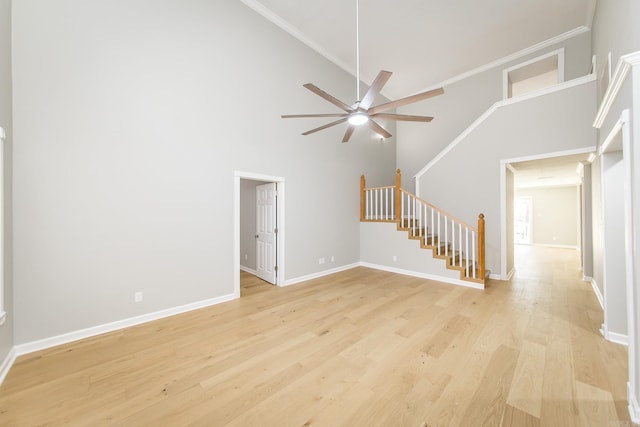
[[401, 225, 484, 284], [360, 222, 484, 290]]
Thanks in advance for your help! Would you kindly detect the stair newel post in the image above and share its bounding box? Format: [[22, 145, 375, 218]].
[[478, 213, 485, 280], [360, 175, 366, 221], [394, 169, 402, 222]]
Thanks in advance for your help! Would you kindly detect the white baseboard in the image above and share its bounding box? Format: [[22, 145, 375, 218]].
[[629, 383, 640, 424], [590, 278, 604, 309], [600, 323, 629, 346], [284, 263, 360, 287], [14, 292, 238, 357], [489, 267, 514, 281], [506, 268, 515, 280], [530, 243, 580, 250], [281, 261, 488, 291], [0, 347, 17, 385], [240, 265, 257, 275], [359, 262, 484, 290]]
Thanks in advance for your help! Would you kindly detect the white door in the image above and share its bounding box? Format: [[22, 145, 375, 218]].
[[256, 182, 277, 284]]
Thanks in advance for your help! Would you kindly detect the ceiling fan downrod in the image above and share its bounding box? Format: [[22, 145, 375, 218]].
[[348, 0, 369, 126], [355, 0, 361, 103]]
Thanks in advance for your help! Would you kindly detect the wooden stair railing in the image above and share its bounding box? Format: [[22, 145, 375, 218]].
[[361, 169, 486, 285]]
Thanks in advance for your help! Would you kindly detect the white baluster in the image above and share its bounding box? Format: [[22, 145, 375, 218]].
[[417, 200, 421, 237], [387, 188, 393, 219], [430, 207, 434, 247], [437, 211, 441, 255], [458, 224, 462, 267], [373, 189, 376, 219], [365, 190, 369, 220], [384, 188, 388, 220], [423, 204, 428, 245], [411, 196, 415, 235], [465, 228, 469, 274], [444, 216, 448, 256], [451, 218, 455, 262], [401, 192, 405, 225], [391, 189, 395, 220]]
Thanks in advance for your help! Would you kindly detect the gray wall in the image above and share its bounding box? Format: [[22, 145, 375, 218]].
[[397, 31, 593, 189], [592, 0, 640, 408], [515, 186, 579, 248], [11, 0, 396, 344], [0, 0, 13, 364], [418, 81, 596, 276]]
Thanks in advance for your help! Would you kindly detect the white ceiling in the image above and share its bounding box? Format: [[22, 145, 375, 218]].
[[511, 153, 593, 189], [241, 0, 597, 99]]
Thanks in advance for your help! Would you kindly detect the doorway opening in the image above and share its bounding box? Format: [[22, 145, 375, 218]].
[[503, 49, 564, 99], [514, 197, 532, 244], [500, 148, 594, 280], [234, 172, 285, 297]]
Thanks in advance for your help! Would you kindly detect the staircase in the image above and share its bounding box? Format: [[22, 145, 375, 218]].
[[360, 169, 485, 286]]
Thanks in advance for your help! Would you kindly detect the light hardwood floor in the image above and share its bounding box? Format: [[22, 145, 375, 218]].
[[0, 246, 635, 426]]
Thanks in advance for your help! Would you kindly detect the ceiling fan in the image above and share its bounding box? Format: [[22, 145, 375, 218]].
[[281, 0, 444, 143]]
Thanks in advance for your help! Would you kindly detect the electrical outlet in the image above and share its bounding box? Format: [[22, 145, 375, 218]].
[[319, 257, 325, 265], [244, 253, 248, 261], [331, 255, 335, 262], [392, 255, 397, 262], [134, 291, 143, 303]]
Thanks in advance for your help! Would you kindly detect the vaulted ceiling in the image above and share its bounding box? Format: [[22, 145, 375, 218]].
[[241, 0, 597, 99], [242, 0, 598, 186]]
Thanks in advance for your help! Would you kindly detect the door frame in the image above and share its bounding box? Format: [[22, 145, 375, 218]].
[[234, 171, 285, 295], [598, 108, 634, 350]]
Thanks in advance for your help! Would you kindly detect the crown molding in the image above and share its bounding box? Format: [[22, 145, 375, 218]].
[[239, 0, 355, 78], [593, 51, 640, 128], [241, 1, 590, 94], [409, 26, 590, 96]]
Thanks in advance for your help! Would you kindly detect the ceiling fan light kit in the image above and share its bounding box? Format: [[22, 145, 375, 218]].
[[348, 112, 369, 126], [282, 0, 444, 143]]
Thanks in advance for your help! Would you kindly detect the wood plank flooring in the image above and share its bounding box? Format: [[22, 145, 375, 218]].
[[0, 246, 635, 426]]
